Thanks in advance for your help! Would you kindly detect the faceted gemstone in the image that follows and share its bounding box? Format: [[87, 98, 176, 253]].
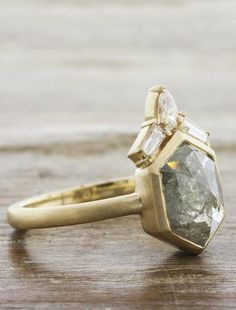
[[184, 117, 209, 143], [160, 143, 224, 247], [158, 90, 178, 130], [142, 123, 165, 155]]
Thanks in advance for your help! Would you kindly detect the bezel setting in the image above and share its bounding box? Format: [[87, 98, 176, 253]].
[[135, 131, 224, 254], [128, 85, 224, 254]]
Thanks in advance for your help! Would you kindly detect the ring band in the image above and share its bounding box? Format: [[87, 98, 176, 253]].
[[7, 178, 142, 230], [7, 85, 225, 255]]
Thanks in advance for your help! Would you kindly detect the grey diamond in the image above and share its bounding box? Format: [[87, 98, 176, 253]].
[[161, 143, 224, 247]]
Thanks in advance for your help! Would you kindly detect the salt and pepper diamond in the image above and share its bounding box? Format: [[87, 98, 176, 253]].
[[161, 143, 224, 247], [127, 85, 224, 253]]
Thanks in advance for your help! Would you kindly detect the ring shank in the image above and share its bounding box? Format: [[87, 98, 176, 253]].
[[7, 178, 142, 230]]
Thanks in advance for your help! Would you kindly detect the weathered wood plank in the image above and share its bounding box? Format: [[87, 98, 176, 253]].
[[0, 146, 235, 309]]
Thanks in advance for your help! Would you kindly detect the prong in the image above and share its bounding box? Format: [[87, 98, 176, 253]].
[[165, 129, 172, 136], [149, 85, 166, 93], [206, 133, 211, 147], [178, 111, 186, 117], [177, 111, 186, 126], [160, 85, 166, 92], [162, 119, 169, 126], [177, 114, 184, 124]]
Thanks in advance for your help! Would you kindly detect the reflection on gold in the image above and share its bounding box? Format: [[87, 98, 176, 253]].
[[167, 161, 179, 170]]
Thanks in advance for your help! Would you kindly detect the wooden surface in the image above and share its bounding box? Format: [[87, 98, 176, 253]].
[[0, 1, 236, 309]]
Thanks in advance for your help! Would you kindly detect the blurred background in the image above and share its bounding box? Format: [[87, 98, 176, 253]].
[[0, 1, 236, 308], [0, 0, 235, 151]]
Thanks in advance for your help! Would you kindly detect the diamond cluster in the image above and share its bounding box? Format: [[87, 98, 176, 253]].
[[161, 143, 224, 247], [142, 88, 209, 159], [141, 89, 178, 157], [128, 86, 210, 168]]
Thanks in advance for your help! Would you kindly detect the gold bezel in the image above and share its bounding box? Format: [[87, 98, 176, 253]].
[[135, 130, 224, 255]]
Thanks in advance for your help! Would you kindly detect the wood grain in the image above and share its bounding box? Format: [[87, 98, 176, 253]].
[[0, 1, 235, 309]]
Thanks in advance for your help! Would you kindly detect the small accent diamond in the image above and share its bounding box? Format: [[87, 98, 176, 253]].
[[158, 90, 178, 130], [142, 123, 165, 156], [184, 117, 208, 143]]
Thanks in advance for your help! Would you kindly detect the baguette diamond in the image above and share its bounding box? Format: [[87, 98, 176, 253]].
[[184, 117, 209, 143], [142, 123, 165, 156]]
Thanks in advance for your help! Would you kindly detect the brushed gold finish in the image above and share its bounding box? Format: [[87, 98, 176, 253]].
[[7, 85, 224, 255], [8, 178, 142, 230], [144, 85, 163, 121], [135, 130, 224, 254]]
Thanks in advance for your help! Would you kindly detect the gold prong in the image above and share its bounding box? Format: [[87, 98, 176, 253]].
[[149, 85, 166, 93], [178, 111, 186, 117], [165, 129, 172, 136], [177, 115, 184, 124], [162, 120, 169, 126], [206, 132, 211, 146], [160, 85, 166, 92]]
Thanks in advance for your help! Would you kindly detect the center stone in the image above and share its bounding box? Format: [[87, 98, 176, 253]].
[[160, 143, 224, 247]]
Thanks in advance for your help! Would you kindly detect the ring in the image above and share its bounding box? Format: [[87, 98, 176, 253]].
[[7, 85, 225, 255]]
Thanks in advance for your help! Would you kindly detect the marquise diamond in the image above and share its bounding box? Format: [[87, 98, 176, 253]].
[[158, 90, 178, 130]]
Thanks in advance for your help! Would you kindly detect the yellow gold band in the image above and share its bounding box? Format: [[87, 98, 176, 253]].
[[6, 85, 225, 255], [7, 178, 142, 230]]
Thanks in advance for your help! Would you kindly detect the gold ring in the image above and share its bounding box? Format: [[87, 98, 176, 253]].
[[7, 85, 225, 255]]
